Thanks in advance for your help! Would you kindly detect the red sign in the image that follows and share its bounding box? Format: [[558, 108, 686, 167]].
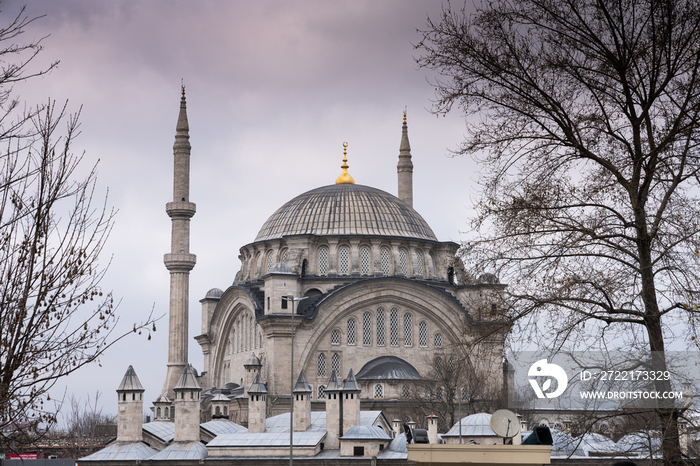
[[6, 453, 39, 460]]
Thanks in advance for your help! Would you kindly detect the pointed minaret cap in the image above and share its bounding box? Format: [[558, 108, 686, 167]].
[[174, 364, 201, 391], [117, 365, 144, 392], [293, 371, 312, 394], [325, 370, 342, 392], [341, 369, 361, 393], [248, 372, 268, 394], [335, 142, 355, 184], [176, 83, 189, 133], [400, 110, 411, 153]]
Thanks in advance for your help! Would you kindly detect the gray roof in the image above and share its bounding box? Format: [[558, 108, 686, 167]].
[[153, 394, 171, 404], [143, 421, 175, 443], [207, 431, 325, 448], [265, 411, 384, 433], [244, 353, 262, 367], [211, 393, 230, 402], [150, 441, 208, 460], [325, 370, 341, 392], [204, 288, 224, 299], [355, 356, 423, 381], [293, 371, 312, 393], [248, 372, 267, 394], [342, 369, 361, 392], [387, 433, 407, 452], [443, 413, 496, 437], [340, 425, 392, 441], [80, 442, 156, 461], [254, 184, 437, 242], [200, 420, 248, 437], [174, 364, 201, 391], [117, 365, 144, 392]]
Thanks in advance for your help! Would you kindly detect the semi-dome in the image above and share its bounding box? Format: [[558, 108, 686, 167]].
[[254, 184, 437, 242], [355, 356, 422, 381]]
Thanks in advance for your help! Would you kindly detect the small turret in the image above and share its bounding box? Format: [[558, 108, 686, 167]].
[[427, 414, 439, 444], [211, 393, 230, 420], [116, 366, 145, 442], [397, 110, 413, 207], [243, 353, 262, 395], [324, 370, 342, 449], [173, 364, 201, 442], [153, 394, 173, 421], [293, 371, 312, 432], [248, 373, 268, 433], [341, 369, 361, 433]]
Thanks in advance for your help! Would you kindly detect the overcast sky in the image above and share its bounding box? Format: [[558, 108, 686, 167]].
[[4, 0, 481, 420]]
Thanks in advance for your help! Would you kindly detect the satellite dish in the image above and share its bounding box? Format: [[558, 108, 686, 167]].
[[490, 409, 521, 438]]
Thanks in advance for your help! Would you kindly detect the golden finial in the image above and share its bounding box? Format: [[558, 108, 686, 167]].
[[403, 107, 407, 123], [181, 79, 186, 97], [335, 141, 355, 184]]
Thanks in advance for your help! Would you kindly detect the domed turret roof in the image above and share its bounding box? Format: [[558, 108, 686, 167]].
[[254, 184, 437, 242]]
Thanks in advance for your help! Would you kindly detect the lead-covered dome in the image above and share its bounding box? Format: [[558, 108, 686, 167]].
[[254, 184, 437, 242]]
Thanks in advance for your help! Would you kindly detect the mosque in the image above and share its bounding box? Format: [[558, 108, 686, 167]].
[[79, 89, 511, 463]]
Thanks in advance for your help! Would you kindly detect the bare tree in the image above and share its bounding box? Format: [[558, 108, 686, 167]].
[[417, 1, 700, 464], [0, 6, 156, 442], [60, 391, 116, 458]]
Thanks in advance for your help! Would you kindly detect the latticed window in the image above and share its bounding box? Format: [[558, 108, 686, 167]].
[[376, 308, 385, 346], [331, 329, 340, 346], [380, 247, 391, 275], [434, 333, 443, 348], [404, 313, 413, 346], [419, 321, 428, 347], [318, 353, 326, 377], [318, 247, 329, 275], [360, 246, 371, 275], [374, 383, 384, 399], [436, 387, 444, 400], [399, 249, 408, 275], [318, 385, 326, 400], [362, 312, 372, 346], [267, 251, 274, 272], [331, 353, 340, 375], [390, 308, 399, 347], [416, 252, 424, 276], [402, 384, 411, 398], [281, 249, 288, 263], [347, 318, 356, 345], [435, 357, 443, 374], [338, 246, 350, 275]]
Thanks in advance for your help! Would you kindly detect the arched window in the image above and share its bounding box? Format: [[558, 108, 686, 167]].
[[331, 329, 340, 346], [376, 307, 385, 346], [215, 406, 221, 416], [419, 321, 428, 347], [227, 338, 232, 355], [347, 318, 356, 345], [331, 353, 340, 376], [318, 353, 327, 377], [360, 246, 371, 275], [157, 407, 161, 418], [374, 383, 384, 399], [404, 313, 413, 346], [380, 247, 391, 275], [338, 246, 350, 275], [389, 308, 399, 347], [267, 251, 274, 273], [318, 385, 326, 400], [402, 385, 411, 398], [318, 247, 329, 275], [399, 249, 408, 275], [362, 312, 372, 346], [164, 407, 169, 418], [281, 249, 289, 263], [224, 406, 228, 416], [434, 333, 443, 348], [416, 251, 424, 277]]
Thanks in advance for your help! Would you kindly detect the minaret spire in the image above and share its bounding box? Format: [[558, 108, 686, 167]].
[[397, 109, 413, 207], [162, 86, 197, 398], [335, 142, 355, 184]]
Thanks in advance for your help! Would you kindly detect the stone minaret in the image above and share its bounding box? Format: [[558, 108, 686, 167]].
[[397, 110, 413, 207], [341, 369, 360, 433], [116, 365, 145, 442], [248, 373, 268, 433], [173, 364, 201, 442], [162, 87, 197, 397], [293, 371, 312, 432]]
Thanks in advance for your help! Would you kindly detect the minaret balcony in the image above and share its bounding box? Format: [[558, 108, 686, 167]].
[[164, 253, 197, 272], [166, 201, 196, 218]]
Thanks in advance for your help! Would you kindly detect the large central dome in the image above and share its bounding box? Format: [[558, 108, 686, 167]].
[[254, 184, 437, 242]]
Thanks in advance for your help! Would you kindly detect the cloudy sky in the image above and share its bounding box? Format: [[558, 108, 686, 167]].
[[5, 0, 481, 419]]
